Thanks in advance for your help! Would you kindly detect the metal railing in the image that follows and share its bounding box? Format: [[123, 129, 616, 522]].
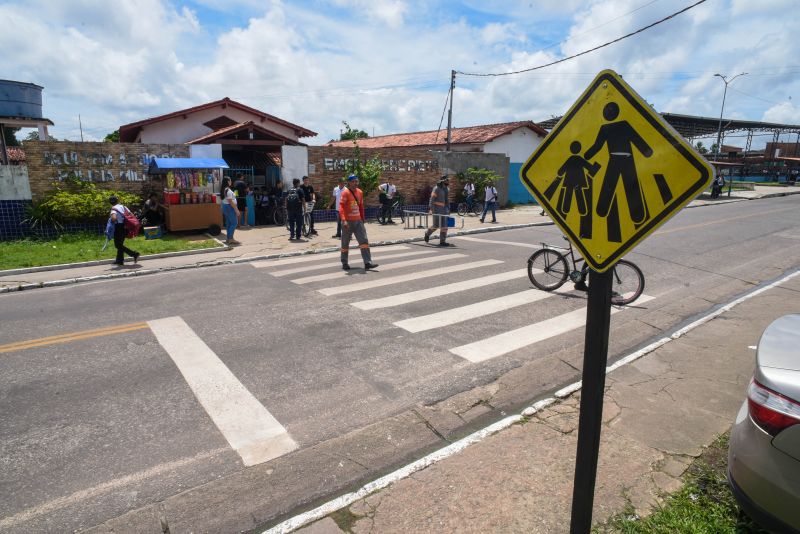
[[403, 211, 464, 230]]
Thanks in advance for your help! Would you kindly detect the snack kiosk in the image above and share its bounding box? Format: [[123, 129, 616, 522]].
[[148, 158, 228, 234]]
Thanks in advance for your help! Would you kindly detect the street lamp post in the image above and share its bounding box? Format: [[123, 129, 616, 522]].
[[713, 72, 747, 197]]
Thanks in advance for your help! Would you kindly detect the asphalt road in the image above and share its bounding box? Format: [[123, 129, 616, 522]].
[[1, 195, 799, 532]]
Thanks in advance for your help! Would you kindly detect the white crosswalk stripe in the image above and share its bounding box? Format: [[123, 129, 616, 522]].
[[393, 286, 572, 333], [292, 254, 467, 285], [271, 250, 435, 277], [319, 259, 504, 296], [449, 294, 655, 362], [453, 236, 539, 248], [351, 268, 528, 310], [251, 245, 409, 268]]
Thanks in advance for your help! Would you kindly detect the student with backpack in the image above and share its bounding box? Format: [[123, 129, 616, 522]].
[[480, 180, 499, 223], [108, 195, 140, 266], [286, 178, 305, 240]]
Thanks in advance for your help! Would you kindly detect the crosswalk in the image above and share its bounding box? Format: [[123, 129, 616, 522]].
[[252, 245, 652, 362]]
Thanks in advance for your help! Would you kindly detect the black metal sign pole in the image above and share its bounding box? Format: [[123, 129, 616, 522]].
[[569, 267, 614, 534]]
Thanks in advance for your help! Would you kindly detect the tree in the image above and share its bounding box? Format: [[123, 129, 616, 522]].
[[340, 121, 369, 141], [694, 141, 708, 155], [104, 130, 120, 143], [341, 122, 381, 195], [2, 127, 20, 147]]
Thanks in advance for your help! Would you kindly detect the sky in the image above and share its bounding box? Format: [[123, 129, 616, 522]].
[[2, 0, 799, 148]]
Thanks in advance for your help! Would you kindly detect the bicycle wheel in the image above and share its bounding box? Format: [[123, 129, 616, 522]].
[[472, 202, 483, 216], [528, 249, 569, 291], [457, 202, 467, 216], [273, 207, 286, 226], [397, 205, 405, 223], [377, 207, 388, 225], [302, 214, 311, 237], [610, 260, 645, 306]]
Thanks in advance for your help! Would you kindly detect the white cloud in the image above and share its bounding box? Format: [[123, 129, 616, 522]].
[[0, 0, 797, 145]]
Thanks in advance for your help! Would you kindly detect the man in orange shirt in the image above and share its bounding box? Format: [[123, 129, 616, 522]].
[[339, 175, 379, 271]]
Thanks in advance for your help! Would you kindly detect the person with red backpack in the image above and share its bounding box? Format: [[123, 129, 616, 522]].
[[109, 195, 140, 266]]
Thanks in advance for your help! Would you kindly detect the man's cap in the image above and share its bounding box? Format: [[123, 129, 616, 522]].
[[440, 175, 449, 181], [347, 174, 358, 181]]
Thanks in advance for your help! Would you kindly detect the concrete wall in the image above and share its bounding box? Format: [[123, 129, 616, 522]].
[[484, 127, 543, 204], [0, 164, 32, 200], [437, 151, 511, 205], [483, 127, 542, 162]]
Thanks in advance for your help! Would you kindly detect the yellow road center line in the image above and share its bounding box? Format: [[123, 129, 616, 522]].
[[654, 206, 795, 236], [0, 323, 149, 353]]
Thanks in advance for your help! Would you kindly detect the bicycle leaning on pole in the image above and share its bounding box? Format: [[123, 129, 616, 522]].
[[527, 237, 644, 305]]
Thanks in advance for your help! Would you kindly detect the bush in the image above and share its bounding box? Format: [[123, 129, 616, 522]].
[[29, 178, 142, 225], [455, 167, 504, 202]]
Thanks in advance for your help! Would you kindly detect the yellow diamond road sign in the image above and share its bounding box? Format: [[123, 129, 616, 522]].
[[521, 69, 714, 272]]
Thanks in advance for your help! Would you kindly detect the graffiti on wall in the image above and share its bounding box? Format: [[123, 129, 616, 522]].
[[42, 151, 181, 182], [323, 158, 438, 173]]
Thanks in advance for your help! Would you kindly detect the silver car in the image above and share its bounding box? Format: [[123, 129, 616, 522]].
[[728, 314, 800, 533]]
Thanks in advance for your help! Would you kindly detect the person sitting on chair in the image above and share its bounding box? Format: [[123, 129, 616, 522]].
[[143, 193, 162, 226]]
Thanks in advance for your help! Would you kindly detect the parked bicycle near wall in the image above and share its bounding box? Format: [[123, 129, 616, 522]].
[[376, 193, 406, 225], [527, 237, 644, 305]]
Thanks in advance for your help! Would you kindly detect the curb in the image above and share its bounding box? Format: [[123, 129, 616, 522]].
[[0, 221, 553, 294]]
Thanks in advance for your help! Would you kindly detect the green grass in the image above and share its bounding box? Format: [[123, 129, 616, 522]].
[[0, 232, 221, 270], [596, 434, 768, 534]]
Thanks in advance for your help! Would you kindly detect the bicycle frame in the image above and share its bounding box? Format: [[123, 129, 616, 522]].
[[539, 241, 584, 281]]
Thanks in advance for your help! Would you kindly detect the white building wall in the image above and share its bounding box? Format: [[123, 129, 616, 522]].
[[483, 127, 543, 162], [189, 144, 223, 158], [138, 107, 301, 144]]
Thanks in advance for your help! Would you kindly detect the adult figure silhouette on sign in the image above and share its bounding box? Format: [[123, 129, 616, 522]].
[[557, 141, 601, 239], [584, 102, 653, 227]]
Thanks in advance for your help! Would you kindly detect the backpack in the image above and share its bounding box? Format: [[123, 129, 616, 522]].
[[115, 207, 141, 238], [286, 188, 301, 210]]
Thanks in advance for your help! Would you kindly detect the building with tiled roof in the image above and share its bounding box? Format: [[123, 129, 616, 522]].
[[118, 97, 317, 187], [326, 121, 548, 203], [325, 121, 546, 150]]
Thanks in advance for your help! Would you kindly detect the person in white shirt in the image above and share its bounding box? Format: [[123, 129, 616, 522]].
[[480, 180, 498, 223], [463, 180, 475, 211], [331, 177, 346, 237], [378, 177, 398, 223]]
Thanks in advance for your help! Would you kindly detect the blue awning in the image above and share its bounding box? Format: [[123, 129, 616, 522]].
[[148, 157, 229, 173]]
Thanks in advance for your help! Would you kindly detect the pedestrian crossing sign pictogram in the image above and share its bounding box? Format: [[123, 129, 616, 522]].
[[521, 69, 713, 272]]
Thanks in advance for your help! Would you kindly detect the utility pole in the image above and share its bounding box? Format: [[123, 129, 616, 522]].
[[79, 114, 84, 142], [712, 72, 747, 197], [446, 70, 455, 152]]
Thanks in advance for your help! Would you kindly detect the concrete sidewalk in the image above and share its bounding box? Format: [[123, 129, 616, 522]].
[[0, 185, 795, 292], [278, 269, 800, 534]]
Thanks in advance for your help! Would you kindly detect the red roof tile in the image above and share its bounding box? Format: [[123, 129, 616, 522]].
[[324, 121, 547, 148]]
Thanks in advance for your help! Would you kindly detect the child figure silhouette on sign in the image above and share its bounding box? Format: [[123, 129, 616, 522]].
[[556, 140, 600, 239], [584, 102, 653, 233]]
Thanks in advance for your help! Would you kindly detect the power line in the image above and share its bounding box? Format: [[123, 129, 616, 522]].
[[457, 0, 707, 77], [434, 85, 451, 144]]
